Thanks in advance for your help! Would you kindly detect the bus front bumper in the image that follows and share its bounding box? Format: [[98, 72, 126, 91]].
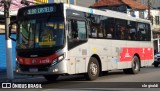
[[16, 60, 68, 75]]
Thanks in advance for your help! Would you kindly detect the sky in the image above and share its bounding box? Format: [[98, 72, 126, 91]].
[[0, 0, 52, 15], [0, 0, 34, 11], [0, 0, 35, 15]]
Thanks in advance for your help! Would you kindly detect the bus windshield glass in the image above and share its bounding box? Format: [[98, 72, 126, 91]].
[[17, 17, 65, 49]]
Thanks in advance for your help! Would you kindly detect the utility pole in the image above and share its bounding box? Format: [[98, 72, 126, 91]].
[[148, 0, 152, 22], [3, 0, 14, 80]]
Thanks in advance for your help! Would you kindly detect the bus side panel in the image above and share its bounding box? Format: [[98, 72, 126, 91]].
[[111, 40, 131, 69], [112, 40, 153, 69], [139, 41, 154, 67], [68, 43, 88, 74], [88, 39, 112, 71]]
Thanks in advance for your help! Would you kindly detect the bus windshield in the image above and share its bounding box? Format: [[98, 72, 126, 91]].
[[17, 17, 65, 49]]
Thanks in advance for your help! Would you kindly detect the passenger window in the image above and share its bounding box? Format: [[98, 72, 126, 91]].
[[68, 19, 87, 41], [128, 21, 137, 40], [77, 21, 87, 40], [137, 23, 146, 41], [145, 24, 151, 41], [68, 19, 87, 50], [90, 23, 98, 38]]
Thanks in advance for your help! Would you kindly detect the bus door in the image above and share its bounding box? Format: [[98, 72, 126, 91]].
[[66, 9, 88, 74]]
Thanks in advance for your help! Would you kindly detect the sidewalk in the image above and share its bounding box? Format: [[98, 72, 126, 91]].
[[0, 71, 36, 82]]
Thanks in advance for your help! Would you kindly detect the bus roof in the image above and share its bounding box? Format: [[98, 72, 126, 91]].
[[17, 3, 151, 24], [64, 3, 151, 24]]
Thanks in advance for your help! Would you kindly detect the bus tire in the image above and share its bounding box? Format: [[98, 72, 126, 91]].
[[44, 75, 59, 81], [86, 57, 100, 81], [123, 56, 140, 74]]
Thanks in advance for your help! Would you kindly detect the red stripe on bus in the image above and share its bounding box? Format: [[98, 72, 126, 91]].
[[120, 48, 153, 62], [17, 53, 57, 65]]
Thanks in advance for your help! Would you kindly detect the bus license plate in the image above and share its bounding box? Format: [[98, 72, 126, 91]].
[[29, 68, 38, 72]]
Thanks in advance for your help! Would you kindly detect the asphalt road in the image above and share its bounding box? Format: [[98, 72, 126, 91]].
[[1, 66, 160, 91]]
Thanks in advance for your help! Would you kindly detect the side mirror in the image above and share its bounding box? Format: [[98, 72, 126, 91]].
[[9, 21, 17, 41]]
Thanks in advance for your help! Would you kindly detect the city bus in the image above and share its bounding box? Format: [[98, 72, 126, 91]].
[[9, 3, 153, 81]]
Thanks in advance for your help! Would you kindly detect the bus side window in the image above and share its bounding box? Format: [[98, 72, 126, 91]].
[[68, 19, 87, 41], [137, 23, 146, 41], [77, 21, 87, 40], [128, 21, 137, 40], [129, 26, 136, 40], [72, 20, 78, 39], [145, 24, 151, 41], [68, 19, 87, 49]]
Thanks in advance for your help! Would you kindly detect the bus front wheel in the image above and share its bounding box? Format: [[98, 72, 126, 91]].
[[44, 75, 59, 81], [123, 56, 140, 74], [86, 57, 100, 81]]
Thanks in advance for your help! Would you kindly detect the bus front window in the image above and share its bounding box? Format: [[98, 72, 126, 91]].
[[17, 17, 64, 49]]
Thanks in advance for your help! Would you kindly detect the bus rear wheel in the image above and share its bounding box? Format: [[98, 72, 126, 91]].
[[86, 57, 100, 81], [123, 56, 140, 74], [44, 75, 59, 81]]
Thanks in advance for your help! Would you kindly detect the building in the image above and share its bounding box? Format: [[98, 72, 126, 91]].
[[150, 9, 160, 53], [43, 0, 95, 7], [90, 0, 148, 19], [151, 10, 160, 32], [136, 0, 160, 9]]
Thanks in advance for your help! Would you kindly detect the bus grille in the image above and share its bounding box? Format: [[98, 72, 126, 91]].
[[19, 64, 51, 71]]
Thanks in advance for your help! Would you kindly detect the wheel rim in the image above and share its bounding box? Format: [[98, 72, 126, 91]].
[[90, 62, 98, 76], [133, 58, 139, 71]]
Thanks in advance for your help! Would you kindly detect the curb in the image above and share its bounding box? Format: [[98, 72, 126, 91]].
[[0, 72, 34, 82]]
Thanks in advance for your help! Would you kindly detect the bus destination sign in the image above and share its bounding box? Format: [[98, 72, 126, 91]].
[[27, 6, 56, 15]]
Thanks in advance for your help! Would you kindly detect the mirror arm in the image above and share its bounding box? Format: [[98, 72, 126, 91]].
[[9, 21, 17, 41]]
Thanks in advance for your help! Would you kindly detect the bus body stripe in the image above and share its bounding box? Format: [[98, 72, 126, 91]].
[[120, 47, 153, 62], [17, 53, 57, 65]]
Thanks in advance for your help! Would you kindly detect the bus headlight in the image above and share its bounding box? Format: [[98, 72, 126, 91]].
[[58, 55, 64, 61], [52, 54, 64, 66], [52, 59, 58, 66]]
